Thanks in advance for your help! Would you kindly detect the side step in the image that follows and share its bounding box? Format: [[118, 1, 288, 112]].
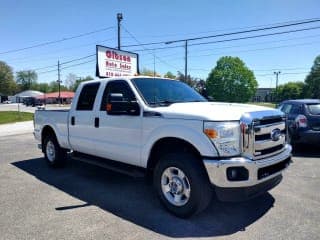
[[71, 152, 146, 178]]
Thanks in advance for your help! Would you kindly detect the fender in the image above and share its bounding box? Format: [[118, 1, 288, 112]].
[[40, 121, 69, 149], [140, 122, 218, 167]]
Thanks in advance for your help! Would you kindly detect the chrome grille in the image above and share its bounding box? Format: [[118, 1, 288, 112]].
[[240, 110, 287, 160]]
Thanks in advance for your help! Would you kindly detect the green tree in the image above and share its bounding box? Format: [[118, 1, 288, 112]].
[[275, 81, 305, 101], [140, 68, 161, 77], [164, 71, 176, 79], [71, 75, 94, 91], [0, 61, 16, 95], [176, 71, 196, 87], [64, 73, 78, 90], [37, 83, 50, 93], [206, 56, 257, 102], [16, 70, 38, 91], [304, 55, 320, 98], [48, 81, 68, 93]]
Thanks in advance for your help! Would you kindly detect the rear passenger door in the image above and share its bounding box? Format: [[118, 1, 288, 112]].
[[69, 82, 100, 155]]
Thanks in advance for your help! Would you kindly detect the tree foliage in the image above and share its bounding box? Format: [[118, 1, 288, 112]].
[[140, 68, 161, 77], [0, 61, 16, 95], [71, 75, 94, 91], [274, 81, 305, 101], [304, 55, 320, 98], [206, 56, 257, 102], [164, 71, 176, 79], [176, 71, 197, 87], [16, 70, 38, 91]]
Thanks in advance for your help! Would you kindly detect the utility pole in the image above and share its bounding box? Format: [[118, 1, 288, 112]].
[[57, 60, 62, 105], [165, 40, 189, 82], [185, 40, 188, 82], [117, 13, 123, 50], [274, 71, 281, 102]]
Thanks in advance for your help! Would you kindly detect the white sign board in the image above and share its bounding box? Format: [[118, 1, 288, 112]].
[[96, 45, 139, 78]]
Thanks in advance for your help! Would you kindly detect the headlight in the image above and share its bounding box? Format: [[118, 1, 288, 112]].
[[204, 121, 240, 157]]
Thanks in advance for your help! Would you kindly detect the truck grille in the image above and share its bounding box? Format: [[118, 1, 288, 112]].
[[241, 110, 287, 160]]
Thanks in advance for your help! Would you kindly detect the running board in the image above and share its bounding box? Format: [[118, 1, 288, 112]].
[[71, 152, 145, 178]]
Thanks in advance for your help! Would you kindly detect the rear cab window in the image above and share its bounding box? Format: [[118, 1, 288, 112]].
[[76, 83, 100, 111]]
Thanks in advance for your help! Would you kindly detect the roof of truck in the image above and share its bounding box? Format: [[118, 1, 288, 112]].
[[280, 99, 320, 104]]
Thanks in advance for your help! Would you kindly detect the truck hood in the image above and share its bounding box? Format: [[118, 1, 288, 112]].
[[152, 102, 281, 121]]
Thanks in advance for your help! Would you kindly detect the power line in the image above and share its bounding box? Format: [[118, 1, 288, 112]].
[[188, 26, 320, 47], [38, 59, 95, 75], [61, 59, 95, 70], [0, 26, 115, 55], [122, 18, 320, 40], [165, 18, 320, 44], [60, 54, 95, 65], [121, 18, 320, 48], [122, 25, 183, 72]]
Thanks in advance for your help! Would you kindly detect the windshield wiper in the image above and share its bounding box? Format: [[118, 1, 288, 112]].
[[148, 100, 179, 106]]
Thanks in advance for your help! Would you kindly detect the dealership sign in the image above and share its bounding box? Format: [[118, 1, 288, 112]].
[[96, 45, 139, 78]]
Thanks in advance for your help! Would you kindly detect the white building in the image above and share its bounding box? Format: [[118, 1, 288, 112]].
[[10, 90, 44, 103]]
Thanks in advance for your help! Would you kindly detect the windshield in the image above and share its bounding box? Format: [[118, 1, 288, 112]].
[[307, 103, 320, 115], [132, 78, 206, 106]]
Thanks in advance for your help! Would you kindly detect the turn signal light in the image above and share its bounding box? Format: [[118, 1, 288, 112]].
[[204, 129, 218, 139], [106, 104, 112, 111]]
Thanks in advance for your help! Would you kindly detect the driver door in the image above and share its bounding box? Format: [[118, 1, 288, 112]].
[[93, 80, 142, 166]]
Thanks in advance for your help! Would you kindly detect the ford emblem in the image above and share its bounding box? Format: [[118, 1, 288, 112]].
[[271, 128, 281, 141]]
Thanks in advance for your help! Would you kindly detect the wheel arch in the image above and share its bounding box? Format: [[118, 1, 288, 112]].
[[41, 125, 57, 152], [147, 137, 205, 174]]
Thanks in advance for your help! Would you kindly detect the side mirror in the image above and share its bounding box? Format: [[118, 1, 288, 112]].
[[106, 93, 140, 116]]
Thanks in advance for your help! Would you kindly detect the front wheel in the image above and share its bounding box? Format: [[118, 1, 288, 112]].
[[154, 152, 212, 218], [44, 135, 67, 167]]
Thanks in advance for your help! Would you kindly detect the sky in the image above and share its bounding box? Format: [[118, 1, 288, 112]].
[[1, 0, 320, 88]]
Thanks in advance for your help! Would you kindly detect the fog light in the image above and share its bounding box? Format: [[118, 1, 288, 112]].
[[227, 167, 249, 181]]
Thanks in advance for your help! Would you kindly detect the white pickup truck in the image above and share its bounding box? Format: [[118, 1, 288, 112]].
[[34, 76, 292, 217]]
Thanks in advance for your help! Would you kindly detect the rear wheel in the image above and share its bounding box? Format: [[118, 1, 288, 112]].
[[154, 152, 212, 218], [44, 135, 67, 167]]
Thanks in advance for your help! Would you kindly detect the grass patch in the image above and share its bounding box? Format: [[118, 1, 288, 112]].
[[247, 102, 276, 108], [0, 111, 34, 124]]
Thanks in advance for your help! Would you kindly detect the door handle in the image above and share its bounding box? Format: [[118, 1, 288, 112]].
[[94, 117, 99, 128], [71, 116, 75, 125]]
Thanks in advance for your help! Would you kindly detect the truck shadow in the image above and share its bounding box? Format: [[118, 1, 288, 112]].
[[12, 158, 275, 238]]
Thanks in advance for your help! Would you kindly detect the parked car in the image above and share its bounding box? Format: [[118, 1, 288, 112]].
[[278, 99, 320, 146], [3, 100, 12, 104]]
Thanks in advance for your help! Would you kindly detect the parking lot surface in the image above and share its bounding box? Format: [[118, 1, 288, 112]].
[[0, 133, 319, 240]]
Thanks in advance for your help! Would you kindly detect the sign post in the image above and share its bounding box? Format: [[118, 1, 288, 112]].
[[96, 45, 139, 78]]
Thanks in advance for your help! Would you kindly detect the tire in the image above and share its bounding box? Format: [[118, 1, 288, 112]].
[[43, 135, 67, 167], [153, 152, 212, 218]]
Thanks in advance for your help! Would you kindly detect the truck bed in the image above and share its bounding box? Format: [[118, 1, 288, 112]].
[[34, 109, 70, 149]]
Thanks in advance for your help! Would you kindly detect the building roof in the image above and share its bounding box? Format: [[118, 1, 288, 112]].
[[36, 91, 74, 99], [15, 90, 44, 97]]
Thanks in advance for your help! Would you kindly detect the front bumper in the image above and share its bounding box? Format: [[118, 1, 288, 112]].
[[203, 144, 292, 189]]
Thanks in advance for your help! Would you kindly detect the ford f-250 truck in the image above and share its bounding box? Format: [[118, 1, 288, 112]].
[[34, 76, 292, 217]]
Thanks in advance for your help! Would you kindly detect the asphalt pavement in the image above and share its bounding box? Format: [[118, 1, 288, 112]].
[[0, 133, 319, 240]]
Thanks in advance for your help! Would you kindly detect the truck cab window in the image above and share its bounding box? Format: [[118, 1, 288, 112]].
[[100, 81, 136, 111], [76, 83, 100, 111]]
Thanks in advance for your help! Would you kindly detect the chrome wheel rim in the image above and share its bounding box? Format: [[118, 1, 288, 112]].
[[46, 140, 55, 162], [161, 167, 191, 206]]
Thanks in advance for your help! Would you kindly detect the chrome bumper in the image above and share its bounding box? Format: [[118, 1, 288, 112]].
[[203, 144, 292, 188]]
